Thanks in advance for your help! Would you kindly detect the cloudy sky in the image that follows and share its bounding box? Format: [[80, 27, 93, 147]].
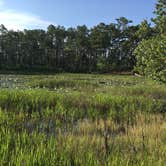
[[0, 0, 156, 30]]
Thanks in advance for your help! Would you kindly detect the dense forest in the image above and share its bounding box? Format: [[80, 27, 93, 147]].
[[0, 0, 165, 81]]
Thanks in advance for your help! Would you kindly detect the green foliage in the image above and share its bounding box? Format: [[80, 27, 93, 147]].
[[134, 0, 166, 83], [136, 20, 153, 40], [153, 0, 166, 35], [134, 36, 166, 83]]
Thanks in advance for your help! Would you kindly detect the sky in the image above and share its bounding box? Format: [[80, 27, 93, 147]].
[[0, 0, 156, 30]]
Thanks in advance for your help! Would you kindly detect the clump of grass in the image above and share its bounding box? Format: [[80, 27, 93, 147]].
[[30, 78, 99, 90]]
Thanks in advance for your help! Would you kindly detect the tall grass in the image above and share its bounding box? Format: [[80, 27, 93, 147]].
[[0, 89, 165, 120], [0, 74, 165, 165], [0, 112, 165, 166]]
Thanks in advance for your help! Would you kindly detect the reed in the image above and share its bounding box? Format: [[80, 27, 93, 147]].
[[0, 74, 165, 165]]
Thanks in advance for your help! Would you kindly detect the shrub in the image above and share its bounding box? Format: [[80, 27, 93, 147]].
[[134, 36, 166, 83]]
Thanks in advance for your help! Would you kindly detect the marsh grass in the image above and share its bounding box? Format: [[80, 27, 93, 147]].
[[0, 112, 165, 166], [0, 74, 165, 165]]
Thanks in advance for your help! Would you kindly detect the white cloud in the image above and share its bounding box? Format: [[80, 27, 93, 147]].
[[0, 10, 52, 30], [0, 0, 53, 30]]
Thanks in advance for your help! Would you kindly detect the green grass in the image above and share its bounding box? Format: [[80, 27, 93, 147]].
[[0, 74, 165, 165]]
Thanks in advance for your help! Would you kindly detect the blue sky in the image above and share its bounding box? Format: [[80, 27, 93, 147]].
[[0, 0, 156, 30]]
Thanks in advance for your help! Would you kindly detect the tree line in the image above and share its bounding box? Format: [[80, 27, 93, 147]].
[[0, 0, 165, 78], [0, 17, 141, 72]]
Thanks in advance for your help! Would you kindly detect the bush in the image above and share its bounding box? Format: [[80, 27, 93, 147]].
[[134, 36, 166, 83]]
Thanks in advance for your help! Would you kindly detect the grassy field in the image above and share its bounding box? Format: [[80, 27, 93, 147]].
[[0, 74, 166, 165]]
